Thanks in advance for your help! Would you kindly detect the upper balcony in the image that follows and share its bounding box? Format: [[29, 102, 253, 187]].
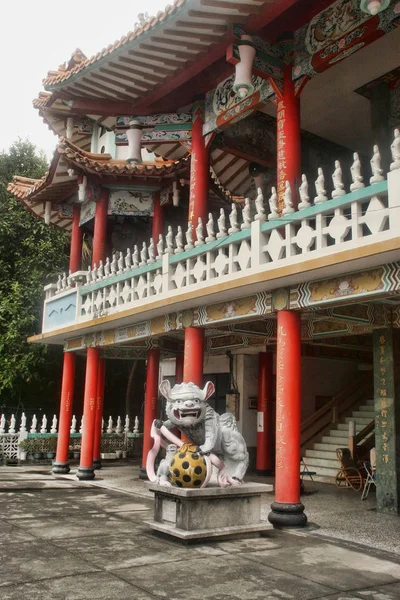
[[38, 145, 400, 344]]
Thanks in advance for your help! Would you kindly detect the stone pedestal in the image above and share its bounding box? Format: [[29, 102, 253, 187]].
[[145, 482, 272, 541]]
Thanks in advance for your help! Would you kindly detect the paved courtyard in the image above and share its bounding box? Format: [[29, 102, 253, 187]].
[[0, 465, 399, 600]]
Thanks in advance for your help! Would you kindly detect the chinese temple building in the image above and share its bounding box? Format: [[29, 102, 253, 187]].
[[8, 0, 400, 526]]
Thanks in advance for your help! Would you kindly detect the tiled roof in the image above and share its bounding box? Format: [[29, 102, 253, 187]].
[[32, 91, 53, 109], [57, 138, 188, 176], [43, 0, 185, 87], [7, 173, 78, 204], [8, 138, 189, 205], [8, 175, 46, 199], [40, 0, 279, 110]]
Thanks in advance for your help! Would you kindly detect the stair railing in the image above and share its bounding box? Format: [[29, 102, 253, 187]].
[[301, 374, 372, 450], [348, 419, 375, 459]]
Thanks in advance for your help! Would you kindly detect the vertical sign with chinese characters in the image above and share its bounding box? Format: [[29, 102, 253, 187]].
[[373, 329, 400, 515], [276, 99, 287, 208]]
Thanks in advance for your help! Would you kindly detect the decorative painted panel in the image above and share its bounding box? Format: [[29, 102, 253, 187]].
[[115, 113, 192, 145], [58, 203, 73, 218], [293, 0, 400, 80], [79, 198, 96, 225], [204, 75, 274, 136], [292, 263, 400, 309], [108, 189, 154, 216], [74, 116, 94, 135], [44, 291, 77, 332], [116, 114, 192, 128], [115, 129, 191, 145]]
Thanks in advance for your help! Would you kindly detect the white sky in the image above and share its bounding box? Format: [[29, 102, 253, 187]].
[[0, 0, 168, 159]]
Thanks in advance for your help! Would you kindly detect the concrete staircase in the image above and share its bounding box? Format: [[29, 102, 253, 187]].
[[302, 399, 374, 483]]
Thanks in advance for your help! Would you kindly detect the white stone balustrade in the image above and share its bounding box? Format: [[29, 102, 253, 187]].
[[42, 135, 400, 332], [0, 413, 142, 435], [0, 413, 142, 460]]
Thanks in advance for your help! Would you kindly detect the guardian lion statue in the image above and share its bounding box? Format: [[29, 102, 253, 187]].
[[154, 380, 249, 483]]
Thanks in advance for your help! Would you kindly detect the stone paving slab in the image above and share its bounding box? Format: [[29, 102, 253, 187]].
[[1, 468, 400, 600], [5, 511, 141, 540], [0, 539, 100, 588], [0, 572, 159, 600], [350, 582, 400, 598], [0, 519, 38, 545], [51, 530, 226, 571], [113, 553, 335, 600], [244, 534, 400, 592]]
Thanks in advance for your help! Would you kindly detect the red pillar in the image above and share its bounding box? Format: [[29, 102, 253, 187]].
[[93, 357, 106, 469], [52, 352, 76, 474], [69, 204, 82, 273], [276, 37, 301, 212], [152, 190, 163, 243], [175, 354, 184, 384], [268, 311, 307, 527], [141, 348, 160, 469], [183, 327, 204, 386], [92, 188, 109, 267], [188, 99, 209, 232], [256, 352, 273, 473], [77, 347, 99, 480]]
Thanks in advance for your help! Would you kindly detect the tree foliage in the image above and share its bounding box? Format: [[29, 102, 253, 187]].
[[0, 140, 69, 411]]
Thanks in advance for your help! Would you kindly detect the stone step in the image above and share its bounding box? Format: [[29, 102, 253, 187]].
[[305, 449, 338, 460], [334, 421, 373, 432], [313, 442, 343, 452], [351, 410, 375, 419], [356, 408, 374, 415], [345, 416, 372, 425], [335, 424, 352, 432], [327, 429, 350, 438], [321, 435, 347, 445]]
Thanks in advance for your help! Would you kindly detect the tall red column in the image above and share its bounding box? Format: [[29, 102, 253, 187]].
[[188, 98, 209, 232], [152, 190, 163, 243], [77, 347, 99, 480], [275, 35, 302, 212], [92, 188, 109, 267], [175, 354, 184, 384], [93, 357, 106, 469], [69, 204, 82, 273], [268, 311, 307, 527], [256, 352, 273, 473], [52, 352, 76, 475], [141, 348, 160, 469], [183, 327, 204, 386]]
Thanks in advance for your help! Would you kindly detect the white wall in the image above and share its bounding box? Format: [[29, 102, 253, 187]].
[[160, 355, 229, 379], [301, 356, 359, 420]]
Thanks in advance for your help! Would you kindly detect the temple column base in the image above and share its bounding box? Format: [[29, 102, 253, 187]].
[[77, 466, 95, 481], [93, 459, 102, 470], [255, 469, 272, 476], [52, 462, 70, 475], [139, 466, 148, 480], [268, 501, 307, 528]]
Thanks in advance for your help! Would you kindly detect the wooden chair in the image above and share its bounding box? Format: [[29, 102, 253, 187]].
[[335, 448, 365, 492]]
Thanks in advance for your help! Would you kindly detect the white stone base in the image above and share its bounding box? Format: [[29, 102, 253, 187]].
[[146, 482, 273, 541]]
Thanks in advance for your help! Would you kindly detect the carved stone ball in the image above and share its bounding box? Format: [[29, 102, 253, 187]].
[[169, 443, 207, 488]]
